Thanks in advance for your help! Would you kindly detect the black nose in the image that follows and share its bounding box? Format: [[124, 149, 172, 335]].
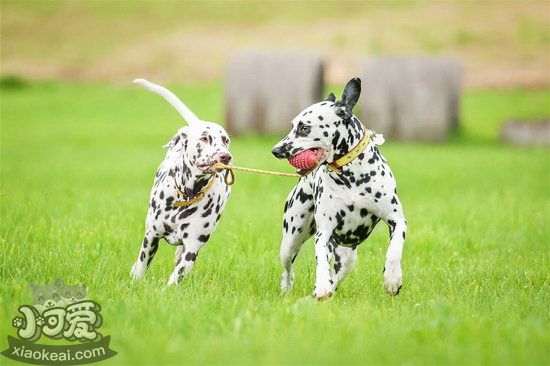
[[219, 153, 232, 165], [272, 145, 283, 158]]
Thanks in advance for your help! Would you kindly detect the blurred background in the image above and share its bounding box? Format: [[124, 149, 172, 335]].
[[2, 1, 549, 88], [1, 2, 549, 365], [2, 1, 549, 143]]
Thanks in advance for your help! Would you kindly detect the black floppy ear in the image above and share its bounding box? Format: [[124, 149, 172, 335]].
[[325, 92, 336, 102], [335, 78, 361, 119]]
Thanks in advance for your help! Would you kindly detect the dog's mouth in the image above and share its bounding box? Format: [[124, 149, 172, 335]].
[[197, 162, 216, 171], [288, 148, 325, 175], [197, 160, 231, 172]]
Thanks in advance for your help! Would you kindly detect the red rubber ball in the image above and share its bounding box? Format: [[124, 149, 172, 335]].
[[288, 150, 318, 170]]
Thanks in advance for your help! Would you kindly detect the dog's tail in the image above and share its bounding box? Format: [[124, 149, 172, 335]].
[[133, 78, 201, 126]]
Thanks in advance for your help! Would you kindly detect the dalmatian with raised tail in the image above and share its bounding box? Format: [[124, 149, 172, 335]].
[[271, 77, 407, 299], [130, 79, 232, 286]]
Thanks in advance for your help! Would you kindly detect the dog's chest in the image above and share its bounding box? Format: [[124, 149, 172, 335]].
[[149, 177, 230, 244], [320, 182, 380, 246], [314, 148, 396, 245]]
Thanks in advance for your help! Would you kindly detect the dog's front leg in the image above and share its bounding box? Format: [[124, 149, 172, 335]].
[[166, 241, 203, 286], [130, 231, 160, 280], [313, 230, 335, 300], [279, 180, 315, 293]]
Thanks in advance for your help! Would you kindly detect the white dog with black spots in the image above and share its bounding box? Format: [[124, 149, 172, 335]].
[[272, 77, 407, 300], [130, 79, 232, 286]]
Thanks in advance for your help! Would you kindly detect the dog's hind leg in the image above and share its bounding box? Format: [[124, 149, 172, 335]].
[[166, 241, 203, 286], [130, 231, 160, 280], [279, 179, 315, 293], [174, 245, 184, 264], [333, 245, 358, 289], [380, 203, 407, 295]]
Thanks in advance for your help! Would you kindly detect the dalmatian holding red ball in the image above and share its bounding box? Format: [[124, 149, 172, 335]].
[[272, 77, 407, 300]]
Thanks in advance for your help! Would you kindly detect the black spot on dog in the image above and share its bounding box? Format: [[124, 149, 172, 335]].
[[163, 223, 173, 234], [185, 252, 197, 261], [179, 207, 198, 220], [396, 285, 402, 295]]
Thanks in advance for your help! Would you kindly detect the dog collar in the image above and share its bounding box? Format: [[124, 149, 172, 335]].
[[327, 127, 371, 174], [173, 174, 218, 208]]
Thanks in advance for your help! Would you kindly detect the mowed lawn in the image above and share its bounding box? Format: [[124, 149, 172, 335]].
[[1, 83, 549, 365]]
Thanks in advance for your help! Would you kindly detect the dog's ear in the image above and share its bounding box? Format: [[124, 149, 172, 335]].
[[335, 78, 361, 119], [325, 92, 336, 102], [342, 77, 361, 109], [163, 131, 187, 149]]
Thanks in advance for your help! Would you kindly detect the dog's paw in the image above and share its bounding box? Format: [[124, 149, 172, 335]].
[[313, 285, 333, 301], [166, 273, 180, 287], [130, 262, 145, 280], [383, 262, 402, 295], [281, 270, 294, 293]]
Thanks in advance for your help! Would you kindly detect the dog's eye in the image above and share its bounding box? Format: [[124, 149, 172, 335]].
[[222, 137, 229, 146], [297, 124, 311, 136], [199, 136, 209, 144]]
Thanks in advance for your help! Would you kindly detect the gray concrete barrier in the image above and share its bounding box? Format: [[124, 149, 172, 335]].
[[361, 56, 462, 142], [226, 51, 324, 134], [501, 120, 549, 146]]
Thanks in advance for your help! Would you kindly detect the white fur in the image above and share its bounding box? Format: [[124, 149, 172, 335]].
[[133, 78, 201, 126]]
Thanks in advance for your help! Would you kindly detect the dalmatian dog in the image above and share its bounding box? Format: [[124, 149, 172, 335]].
[[130, 79, 232, 286], [271, 77, 407, 299]]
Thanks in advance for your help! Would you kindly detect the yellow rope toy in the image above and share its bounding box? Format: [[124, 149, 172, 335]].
[[173, 164, 299, 207], [173, 129, 376, 208]]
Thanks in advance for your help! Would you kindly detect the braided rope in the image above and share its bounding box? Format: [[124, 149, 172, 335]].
[[172, 128, 376, 205], [212, 163, 301, 183]]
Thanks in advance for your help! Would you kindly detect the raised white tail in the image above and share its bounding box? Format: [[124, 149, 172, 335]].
[[133, 78, 201, 126]]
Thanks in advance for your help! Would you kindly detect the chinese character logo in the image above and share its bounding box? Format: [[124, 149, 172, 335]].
[[2, 279, 116, 365], [12, 280, 102, 343]]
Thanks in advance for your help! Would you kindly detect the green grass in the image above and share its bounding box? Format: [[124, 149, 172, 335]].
[[462, 89, 550, 141], [1, 83, 549, 365]]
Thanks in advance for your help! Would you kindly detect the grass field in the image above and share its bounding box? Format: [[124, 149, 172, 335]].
[[1, 83, 549, 365]]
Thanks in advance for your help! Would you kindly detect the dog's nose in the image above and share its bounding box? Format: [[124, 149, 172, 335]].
[[272, 145, 283, 158], [219, 153, 232, 165]]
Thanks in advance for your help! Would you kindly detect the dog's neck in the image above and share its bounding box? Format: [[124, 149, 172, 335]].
[[170, 155, 214, 196], [330, 116, 365, 163]]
